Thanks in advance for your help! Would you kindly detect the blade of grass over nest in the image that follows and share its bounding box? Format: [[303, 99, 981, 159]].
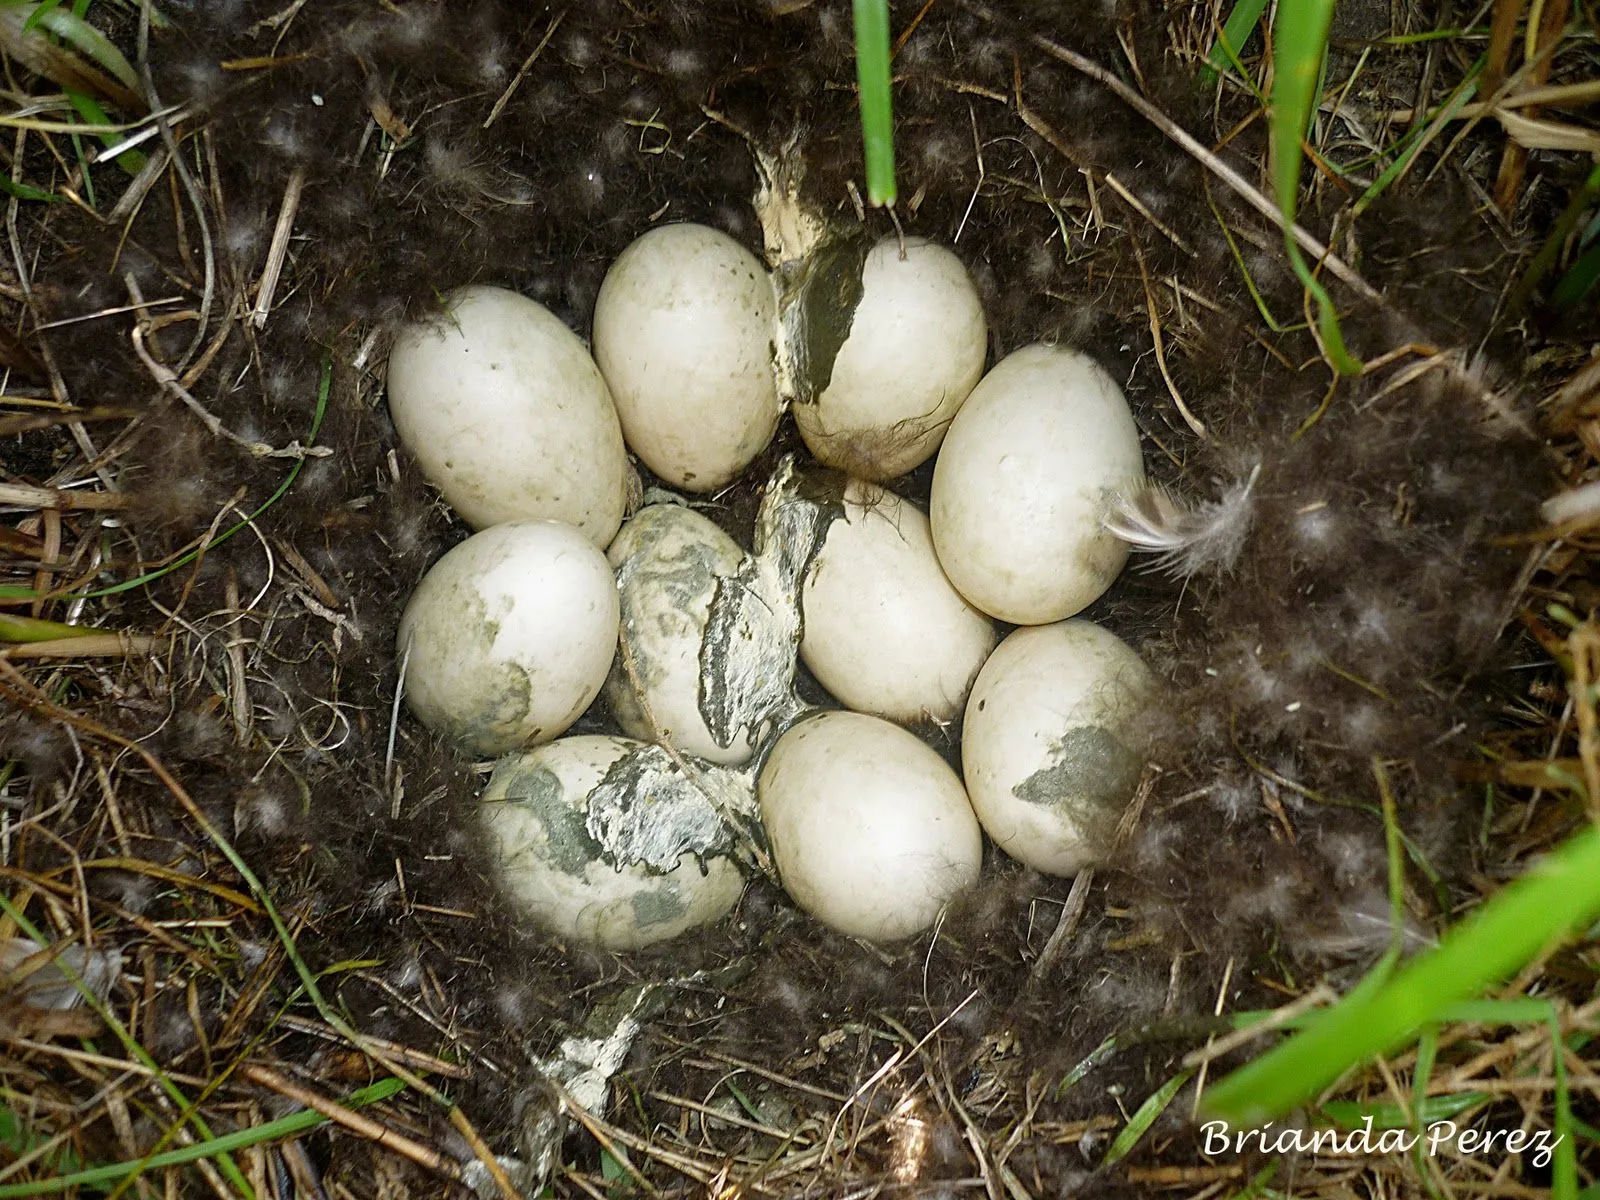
[[15, 0, 141, 95], [65, 89, 146, 176], [1269, 0, 1359, 375], [1551, 237, 1600, 310], [1055, 1032, 1119, 1098], [1227, 1163, 1278, 1199], [0, 3, 143, 115], [0, 174, 54, 203], [0, 893, 258, 1200], [0, 612, 97, 642], [1202, 821, 1600, 1126], [1200, 0, 1268, 88], [852, 0, 895, 207], [1409, 1024, 1440, 1183], [1550, 1005, 1579, 1200], [1207, 187, 1302, 333], [1319, 1091, 1488, 1131], [1101, 1069, 1193, 1167], [0, 1078, 409, 1198]]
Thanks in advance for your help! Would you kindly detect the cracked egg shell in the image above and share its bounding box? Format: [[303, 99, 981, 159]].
[[603, 503, 754, 764], [930, 344, 1144, 624], [398, 521, 619, 757], [387, 284, 628, 546], [758, 711, 981, 941], [592, 224, 780, 492], [787, 236, 986, 481], [962, 621, 1152, 877], [800, 481, 996, 724], [481, 735, 747, 950]]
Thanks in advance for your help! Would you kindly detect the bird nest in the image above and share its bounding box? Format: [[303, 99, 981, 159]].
[[3, 2, 1599, 1197]]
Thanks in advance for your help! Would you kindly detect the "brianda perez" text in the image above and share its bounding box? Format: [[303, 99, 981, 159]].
[[1200, 1118, 1562, 1168]]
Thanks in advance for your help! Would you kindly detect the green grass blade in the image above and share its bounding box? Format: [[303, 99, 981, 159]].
[[1203, 822, 1600, 1126], [0, 1078, 407, 1197], [1551, 1006, 1578, 1200], [20, 0, 65, 33], [1269, 0, 1360, 375], [0, 613, 98, 642], [0, 173, 54, 202], [852, 0, 895, 207], [26, 2, 139, 93], [1200, 0, 1269, 88], [1552, 238, 1600, 311], [1101, 1069, 1193, 1167], [1055, 1033, 1119, 1098], [64, 88, 145, 176], [1226, 1163, 1278, 1199], [1319, 1091, 1487, 1131]]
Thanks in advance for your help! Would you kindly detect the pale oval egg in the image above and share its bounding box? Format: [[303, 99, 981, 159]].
[[962, 620, 1153, 876], [757, 710, 981, 940], [800, 480, 996, 724], [929, 344, 1145, 624], [387, 284, 629, 545], [397, 521, 619, 756], [592, 223, 780, 492]]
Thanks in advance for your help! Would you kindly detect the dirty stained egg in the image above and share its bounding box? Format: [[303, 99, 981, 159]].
[[397, 521, 619, 756], [962, 620, 1153, 876], [603, 501, 761, 764], [779, 236, 987, 481], [481, 735, 755, 951]]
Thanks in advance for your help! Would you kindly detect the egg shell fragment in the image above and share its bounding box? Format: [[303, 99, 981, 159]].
[[962, 620, 1153, 877], [398, 521, 619, 756], [790, 237, 986, 481], [604, 503, 754, 764], [481, 735, 747, 950], [758, 711, 981, 941], [593, 223, 780, 492], [387, 284, 629, 546], [800, 481, 996, 724], [930, 344, 1145, 624]]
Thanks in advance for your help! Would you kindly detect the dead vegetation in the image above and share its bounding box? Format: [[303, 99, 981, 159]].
[[1, 0, 1599, 1196]]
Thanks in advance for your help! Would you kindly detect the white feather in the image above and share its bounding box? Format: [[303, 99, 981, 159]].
[[1104, 463, 1261, 578]]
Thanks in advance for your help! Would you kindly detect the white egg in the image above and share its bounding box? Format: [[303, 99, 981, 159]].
[[398, 521, 619, 756], [758, 711, 981, 940], [799, 479, 996, 724], [930, 344, 1145, 624], [592, 224, 780, 492], [603, 503, 755, 764], [387, 284, 628, 546], [481, 735, 748, 950], [962, 621, 1153, 876], [784, 236, 986, 481]]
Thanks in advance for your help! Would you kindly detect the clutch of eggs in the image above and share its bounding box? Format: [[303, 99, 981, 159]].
[[385, 216, 1160, 949]]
